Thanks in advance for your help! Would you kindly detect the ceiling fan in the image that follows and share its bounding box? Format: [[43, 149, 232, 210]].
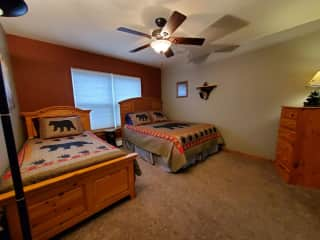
[[117, 11, 205, 58], [188, 15, 249, 63]]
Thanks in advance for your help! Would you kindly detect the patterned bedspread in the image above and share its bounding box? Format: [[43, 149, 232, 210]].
[[124, 121, 223, 172], [126, 121, 222, 153], [0, 131, 126, 193]]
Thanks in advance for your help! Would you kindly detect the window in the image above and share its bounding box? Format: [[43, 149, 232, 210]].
[[71, 68, 141, 129]]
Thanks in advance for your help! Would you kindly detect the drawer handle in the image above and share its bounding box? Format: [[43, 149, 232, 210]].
[[293, 160, 300, 169]]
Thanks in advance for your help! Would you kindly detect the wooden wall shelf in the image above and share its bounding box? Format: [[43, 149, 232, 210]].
[[196, 84, 217, 90], [196, 82, 217, 100]]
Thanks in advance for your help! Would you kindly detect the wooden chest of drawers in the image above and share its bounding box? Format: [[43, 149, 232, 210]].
[[275, 106, 320, 188]]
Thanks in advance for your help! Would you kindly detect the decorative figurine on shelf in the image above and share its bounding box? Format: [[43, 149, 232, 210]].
[[196, 82, 217, 100], [304, 70, 320, 107]]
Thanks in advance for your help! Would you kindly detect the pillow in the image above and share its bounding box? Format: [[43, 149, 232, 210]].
[[127, 112, 151, 126], [39, 116, 84, 139], [149, 111, 168, 122], [125, 113, 134, 125]]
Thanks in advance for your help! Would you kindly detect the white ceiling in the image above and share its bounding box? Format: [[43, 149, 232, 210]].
[[1, 0, 320, 67]]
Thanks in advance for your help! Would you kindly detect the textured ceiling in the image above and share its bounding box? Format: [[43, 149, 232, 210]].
[[1, 0, 320, 67]]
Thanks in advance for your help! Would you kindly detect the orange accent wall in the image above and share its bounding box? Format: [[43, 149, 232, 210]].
[[6, 34, 161, 112]]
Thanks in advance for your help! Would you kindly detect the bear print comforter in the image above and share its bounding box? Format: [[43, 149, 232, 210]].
[[124, 121, 224, 172], [0, 131, 125, 193]]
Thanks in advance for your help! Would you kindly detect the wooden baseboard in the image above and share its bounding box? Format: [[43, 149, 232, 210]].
[[223, 148, 273, 162]]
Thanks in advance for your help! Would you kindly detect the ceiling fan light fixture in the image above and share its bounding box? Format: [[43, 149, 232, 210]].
[[150, 39, 171, 54]]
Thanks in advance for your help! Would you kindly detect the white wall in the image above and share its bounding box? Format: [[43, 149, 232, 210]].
[[0, 25, 25, 175], [162, 30, 320, 160]]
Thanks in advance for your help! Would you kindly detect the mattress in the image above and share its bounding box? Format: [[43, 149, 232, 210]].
[[123, 121, 224, 172], [0, 131, 126, 193]]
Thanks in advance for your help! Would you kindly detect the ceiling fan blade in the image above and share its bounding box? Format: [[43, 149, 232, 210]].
[[161, 11, 186, 37], [117, 27, 151, 39], [202, 15, 249, 42], [130, 44, 150, 53], [212, 44, 240, 52], [188, 53, 211, 64], [187, 44, 240, 63], [164, 48, 174, 58], [169, 37, 205, 46]]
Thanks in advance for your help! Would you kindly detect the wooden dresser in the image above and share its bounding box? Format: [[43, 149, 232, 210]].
[[275, 106, 320, 188]]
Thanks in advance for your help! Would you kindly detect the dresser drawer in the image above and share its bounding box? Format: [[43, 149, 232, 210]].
[[281, 108, 298, 120], [278, 128, 296, 143], [276, 138, 295, 169], [280, 118, 297, 131]]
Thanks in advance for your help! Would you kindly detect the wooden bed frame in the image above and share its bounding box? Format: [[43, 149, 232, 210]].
[[119, 97, 162, 128], [21, 105, 92, 139], [0, 106, 137, 240]]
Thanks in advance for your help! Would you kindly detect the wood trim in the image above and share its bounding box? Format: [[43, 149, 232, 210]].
[[223, 148, 272, 161], [21, 106, 91, 139], [118, 97, 162, 129], [176, 81, 188, 98]]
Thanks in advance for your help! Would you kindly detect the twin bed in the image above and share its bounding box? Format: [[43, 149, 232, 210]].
[[0, 106, 137, 240], [119, 97, 223, 172]]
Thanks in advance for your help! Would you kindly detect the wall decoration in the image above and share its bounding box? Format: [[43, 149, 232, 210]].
[[304, 71, 320, 107], [196, 82, 217, 100], [176, 81, 188, 98]]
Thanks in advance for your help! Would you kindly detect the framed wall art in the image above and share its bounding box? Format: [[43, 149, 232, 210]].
[[176, 81, 188, 98]]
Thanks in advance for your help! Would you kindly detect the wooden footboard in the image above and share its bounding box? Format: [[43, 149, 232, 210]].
[[0, 153, 137, 240]]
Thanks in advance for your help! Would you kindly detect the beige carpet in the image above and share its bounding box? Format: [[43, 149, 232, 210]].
[[56, 151, 320, 240]]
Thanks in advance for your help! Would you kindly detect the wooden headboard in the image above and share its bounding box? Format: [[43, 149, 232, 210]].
[[119, 97, 162, 128], [21, 106, 91, 139]]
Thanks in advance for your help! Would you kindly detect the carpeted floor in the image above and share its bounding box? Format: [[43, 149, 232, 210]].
[[56, 151, 320, 240]]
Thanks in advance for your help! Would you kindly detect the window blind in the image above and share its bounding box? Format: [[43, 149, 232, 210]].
[[71, 68, 141, 130], [113, 74, 141, 126]]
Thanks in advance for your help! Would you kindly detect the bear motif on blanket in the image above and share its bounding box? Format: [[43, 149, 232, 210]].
[[40, 141, 93, 152]]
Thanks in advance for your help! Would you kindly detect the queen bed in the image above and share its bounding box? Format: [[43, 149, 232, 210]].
[[119, 97, 223, 172], [0, 106, 137, 240]]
